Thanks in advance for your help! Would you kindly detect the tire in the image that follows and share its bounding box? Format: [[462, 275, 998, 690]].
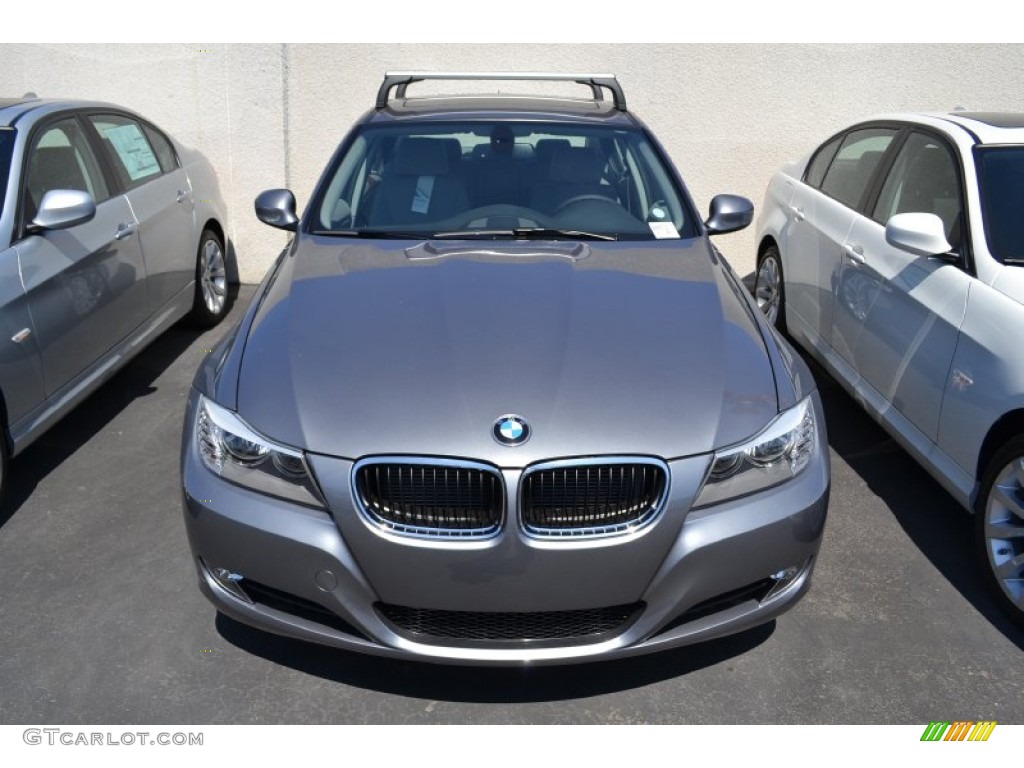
[[754, 245, 786, 332], [975, 435, 1024, 629], [188, 229, 230, 327]]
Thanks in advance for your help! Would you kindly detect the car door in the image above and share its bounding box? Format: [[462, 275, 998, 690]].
[[836, 130, 971, 442], [14, 115, 148, 398], [86, 113, 195, 312], [787, 127, 897, 350], [0, 127, 47, 430]]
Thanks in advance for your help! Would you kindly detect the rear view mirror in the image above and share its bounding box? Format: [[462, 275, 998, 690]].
[[885, 212, 953, 257], [255, 188, 299, 231], [704, 194, 754, 235], [31, 189, 96, 231]]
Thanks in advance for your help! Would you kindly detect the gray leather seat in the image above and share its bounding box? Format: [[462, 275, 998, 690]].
[[368, 138, 470, 226], [528, 146, 613, 214]]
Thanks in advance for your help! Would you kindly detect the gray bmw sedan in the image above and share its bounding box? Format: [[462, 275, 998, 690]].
[[181, 73, 829, 665]]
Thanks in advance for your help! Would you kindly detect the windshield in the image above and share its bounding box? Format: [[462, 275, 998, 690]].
[[976, 145, 1024, 262], [312, 121, 696, 240], [0, 128, 14, 215]]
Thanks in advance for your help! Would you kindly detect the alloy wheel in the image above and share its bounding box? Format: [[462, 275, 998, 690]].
[[983, 455, 1024, 612], [755, 254, 781, 326], [200, 237, 227, 316]]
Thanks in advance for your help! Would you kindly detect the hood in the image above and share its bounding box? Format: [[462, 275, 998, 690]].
[[235, 237, 778, 466]]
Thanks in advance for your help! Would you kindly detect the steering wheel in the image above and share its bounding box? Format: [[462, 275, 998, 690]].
[[553, 194, 619, 215]]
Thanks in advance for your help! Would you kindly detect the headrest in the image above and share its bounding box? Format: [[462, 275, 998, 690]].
[[394, 138, 451, 176], [857, 150, 883, 172], [439, 138, 463, 167], [906, 147, 957, 195], [549, 147, 606, 184], [535, 139, 571, 165]]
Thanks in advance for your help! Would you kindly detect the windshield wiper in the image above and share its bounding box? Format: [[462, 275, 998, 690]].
[[514, 228, 618, 241], [1003, 257, 1024, 266], [312, 229, 435, 239], [316, 228, 619, 241], [431, 230, 521, 239], [432, 228, 617, 241]]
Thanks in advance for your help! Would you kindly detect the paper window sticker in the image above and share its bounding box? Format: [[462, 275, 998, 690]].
[[649, 221, 680, 239], [104, 124, 160, 182], [411, 175, 435, 214]]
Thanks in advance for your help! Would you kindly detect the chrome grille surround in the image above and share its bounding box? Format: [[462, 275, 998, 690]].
[[519, 456, 670, 539], [352, 457, 504, 540]]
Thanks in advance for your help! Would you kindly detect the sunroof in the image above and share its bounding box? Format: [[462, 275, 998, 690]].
[[953, 112, 1024, 129]]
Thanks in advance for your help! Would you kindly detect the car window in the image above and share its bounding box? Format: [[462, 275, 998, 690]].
[[975, 145, 1024, 263], [141, 123, 179, 173], [22, 118, 110, 226], [819, 128, 897, 209], [0, 128, 15, 214], [873, 132, 963, 247], [88, 114, 163, 187], [312, 122, 698, 240], [805, 136, 841, 189]]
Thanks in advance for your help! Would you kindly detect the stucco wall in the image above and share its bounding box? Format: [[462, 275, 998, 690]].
[[2, 43, 1021, 281]]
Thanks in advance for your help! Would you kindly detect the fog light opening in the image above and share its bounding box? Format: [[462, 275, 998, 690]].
[[210, 564, 252, 604], [762, 562, 805, 603]]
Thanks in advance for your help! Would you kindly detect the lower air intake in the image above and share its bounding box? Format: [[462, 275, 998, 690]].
[[376, 601, 644, 646]]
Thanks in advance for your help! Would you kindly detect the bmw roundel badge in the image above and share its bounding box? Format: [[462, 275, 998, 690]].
[[493, 414, 530, 446]]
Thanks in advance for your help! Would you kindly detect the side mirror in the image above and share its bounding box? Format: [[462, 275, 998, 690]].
[[704, 194, 754, 236], [255, 188, 299, 231], [31, 189, 96, 231], [885, 213, 953, 257]]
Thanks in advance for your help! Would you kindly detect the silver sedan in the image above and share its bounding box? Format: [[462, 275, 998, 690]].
[[0, 97, 230, 501], [181, 72, 830, 665]]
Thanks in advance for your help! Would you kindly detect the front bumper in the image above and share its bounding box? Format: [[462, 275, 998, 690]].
[[181, 391, 829, 666]]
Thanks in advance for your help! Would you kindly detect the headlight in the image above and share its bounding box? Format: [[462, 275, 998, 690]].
[[692, 396, 816, 508], [195, 394, 324, 508]]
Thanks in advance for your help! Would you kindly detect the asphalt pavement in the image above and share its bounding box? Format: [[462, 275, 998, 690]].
[[1, 283, 1021, 724]]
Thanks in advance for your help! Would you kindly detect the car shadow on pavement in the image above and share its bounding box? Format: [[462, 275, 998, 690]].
[[0, 315, 223, 530], [804, 351, 1024, 652], [216, 612, 775, 702]]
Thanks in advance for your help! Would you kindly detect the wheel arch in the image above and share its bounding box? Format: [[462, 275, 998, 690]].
[[757, 235, 779, 260], [200, 218, 225, 250], [977, 409, 1024, 486]]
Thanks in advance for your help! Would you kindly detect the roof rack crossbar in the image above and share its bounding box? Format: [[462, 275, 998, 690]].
[[376, 72, 626, 111]]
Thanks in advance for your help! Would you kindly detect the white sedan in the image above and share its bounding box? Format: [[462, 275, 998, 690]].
[[754, 111, 1024, 626]]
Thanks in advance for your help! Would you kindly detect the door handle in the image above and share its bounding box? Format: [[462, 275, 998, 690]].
[[789, 205, 805, 222], [176, 189, 190, 204], [114, 222, 136, 240], [843, 243, 866, 264]]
